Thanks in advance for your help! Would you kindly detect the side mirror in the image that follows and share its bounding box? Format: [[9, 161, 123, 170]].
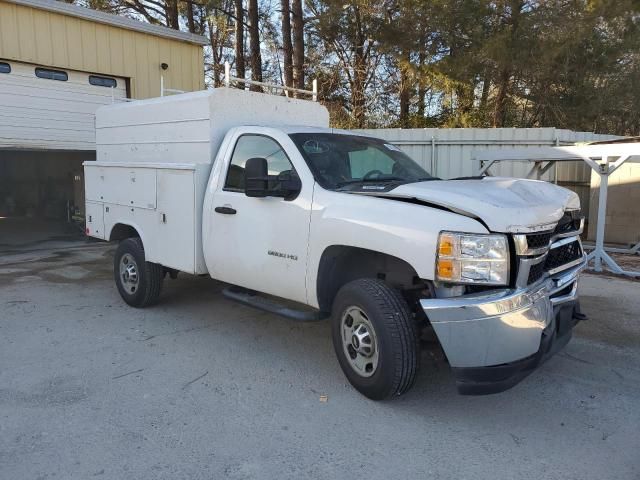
[[277, 171, 302, 200], [245, 157, 268, 197]]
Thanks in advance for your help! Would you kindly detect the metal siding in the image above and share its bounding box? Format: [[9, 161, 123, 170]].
[[181, 42, 192, 91], [0, 4, 18, 56], [168, 40, 182, 94], [95, 24, 111, 73], [138, 40, 153, 96], [49, 12, 68, 67], [147, 39, 160, 97], [80, 21, 97, 72], [17, 5, 36, 61], [356, 127, 618, 180], [6, 0, 207, 46], [33, 10, 52, 65], [65, 16, 83, 68], [108, 26, 124, 75], [0, 1, 204, 100]]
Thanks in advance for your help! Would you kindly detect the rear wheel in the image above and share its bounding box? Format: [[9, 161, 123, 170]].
[[114, 238, 164, 308], [331, 278, 419, 400]]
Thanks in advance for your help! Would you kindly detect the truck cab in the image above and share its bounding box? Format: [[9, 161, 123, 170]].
[[84, 88, 587, 400]]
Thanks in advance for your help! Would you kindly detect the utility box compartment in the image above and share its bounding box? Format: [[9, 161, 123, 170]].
[[85, 201, 105, 239], [85, 162, 210, 274]]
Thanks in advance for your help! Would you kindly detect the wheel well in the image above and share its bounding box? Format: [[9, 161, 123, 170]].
[[316, 245, 423, 313], [109, 223, 140, 242]]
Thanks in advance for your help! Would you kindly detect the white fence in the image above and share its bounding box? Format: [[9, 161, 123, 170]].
[[356, 127, 620, 218]]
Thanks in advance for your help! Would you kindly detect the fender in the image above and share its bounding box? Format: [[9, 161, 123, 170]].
[[104, 212, 149, 258], [305, 187, 488, 308]]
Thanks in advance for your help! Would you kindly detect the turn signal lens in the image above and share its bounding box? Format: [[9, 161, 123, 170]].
[[437, 259, 454, 279], [438, 236, 454, 256]]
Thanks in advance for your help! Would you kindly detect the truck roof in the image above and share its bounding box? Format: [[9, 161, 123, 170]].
[[277, 126, 380, 138]]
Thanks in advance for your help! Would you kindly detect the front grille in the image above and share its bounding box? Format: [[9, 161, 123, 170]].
[[524, 213, 582, 252], [545, 240, 582, 272], [527, 261, 546, 284], [517, 210, 584, 286], [525, 231, 553, 249]]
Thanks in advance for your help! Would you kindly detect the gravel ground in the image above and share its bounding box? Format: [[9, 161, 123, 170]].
[[0, 241, 639, 480]]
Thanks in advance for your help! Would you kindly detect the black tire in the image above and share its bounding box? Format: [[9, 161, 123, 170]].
[[331, 278, 419, 400], [114, 237, 164, 308]]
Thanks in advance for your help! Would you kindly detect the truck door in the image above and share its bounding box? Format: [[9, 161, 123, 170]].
[[206, 133, 311, 304]]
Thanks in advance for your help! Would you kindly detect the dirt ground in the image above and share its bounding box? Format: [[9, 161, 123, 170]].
[[1, 239, 639, 480]]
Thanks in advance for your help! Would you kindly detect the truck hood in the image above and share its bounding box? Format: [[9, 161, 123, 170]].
[[376, 177, 580, 233]]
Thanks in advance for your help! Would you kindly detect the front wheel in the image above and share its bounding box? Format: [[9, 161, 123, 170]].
[[114, 238, 164, 308], [331, 279, 419, 400]]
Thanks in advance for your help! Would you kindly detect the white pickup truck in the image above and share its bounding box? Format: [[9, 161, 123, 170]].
[[84, 88, 587, 399]]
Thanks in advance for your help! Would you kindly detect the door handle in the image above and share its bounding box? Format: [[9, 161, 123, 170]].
[[215, 206, 237, 215]]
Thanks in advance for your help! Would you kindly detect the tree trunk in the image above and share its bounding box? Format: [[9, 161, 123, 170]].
[[281, 0, 293, 92], [492, 68, 510, 127], [492, 0, 523, 127], [291, 0, 305, 93], [247, 0, 263, 90], [398, 51, 411, 127], [351, 5, 366, 127], [234, 0, 245, 82], [166, 0, 179, 30], [417, 49, 426, 118], [479, 74, 490, 113], [186, 0, 195, 33]]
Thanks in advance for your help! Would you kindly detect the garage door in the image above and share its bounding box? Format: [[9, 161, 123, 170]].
[[0, 59, 127, 150]]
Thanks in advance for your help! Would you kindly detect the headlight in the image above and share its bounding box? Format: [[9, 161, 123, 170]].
[[436, 232, 509, 285]]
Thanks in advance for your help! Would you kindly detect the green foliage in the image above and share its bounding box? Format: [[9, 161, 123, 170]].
[[79, 0, 640, 134]]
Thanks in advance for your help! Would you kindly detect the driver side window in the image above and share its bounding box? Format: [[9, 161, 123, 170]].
[[224, 135, 295, 192]]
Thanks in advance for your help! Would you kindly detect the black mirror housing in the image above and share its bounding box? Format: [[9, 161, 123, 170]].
[[277, 172, 302, 200], [245, 157, 269, 197]]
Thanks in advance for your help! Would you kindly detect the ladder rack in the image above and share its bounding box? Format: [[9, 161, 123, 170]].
[[223, 61, 317, 101]]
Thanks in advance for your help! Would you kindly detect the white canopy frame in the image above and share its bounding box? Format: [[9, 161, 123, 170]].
[[475, 143, 640, 277]]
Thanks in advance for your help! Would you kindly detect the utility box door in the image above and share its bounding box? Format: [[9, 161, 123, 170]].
[[153, 168, 197, 272], [85, 165, 157, 209], [85, 201, 105, 239]]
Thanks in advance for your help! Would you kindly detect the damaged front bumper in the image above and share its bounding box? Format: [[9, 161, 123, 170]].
[[420, 255, 587, 395]]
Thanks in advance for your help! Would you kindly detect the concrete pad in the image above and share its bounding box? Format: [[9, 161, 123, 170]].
[[0, 267, 29, 275], [42, 265, 91, 281], [0, 243, 638, 480]]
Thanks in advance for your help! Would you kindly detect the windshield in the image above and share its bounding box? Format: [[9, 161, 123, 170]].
[[289, 133, 434, 190]]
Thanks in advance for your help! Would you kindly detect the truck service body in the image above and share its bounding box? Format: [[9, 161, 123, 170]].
[[85, 88, 587, 399]]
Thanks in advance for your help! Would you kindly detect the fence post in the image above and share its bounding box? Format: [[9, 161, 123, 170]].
[[430, 136, 436, 175]]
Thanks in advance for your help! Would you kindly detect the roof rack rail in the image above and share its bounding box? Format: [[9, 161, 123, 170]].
[[223, 61, 318, 101]]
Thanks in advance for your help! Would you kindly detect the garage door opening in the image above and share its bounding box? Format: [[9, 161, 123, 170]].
[[0, 150, 93, 248]]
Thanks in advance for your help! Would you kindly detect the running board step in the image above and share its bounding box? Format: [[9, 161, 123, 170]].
[[222, 286, 329, 322]]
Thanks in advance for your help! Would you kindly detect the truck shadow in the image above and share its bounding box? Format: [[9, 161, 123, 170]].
[[157, 273, 460, 404]]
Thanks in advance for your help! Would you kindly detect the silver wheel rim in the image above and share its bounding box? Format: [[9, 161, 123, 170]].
[[119, 253, 139, 295], [340, 306, 379, 378]]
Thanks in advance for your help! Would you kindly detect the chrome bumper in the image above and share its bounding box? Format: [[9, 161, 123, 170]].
[[420, 255, 586, 368]]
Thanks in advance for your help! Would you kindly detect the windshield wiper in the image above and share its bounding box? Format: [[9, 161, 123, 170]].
[[336, 177, 406, 187], [405, 176, 441, 183]]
